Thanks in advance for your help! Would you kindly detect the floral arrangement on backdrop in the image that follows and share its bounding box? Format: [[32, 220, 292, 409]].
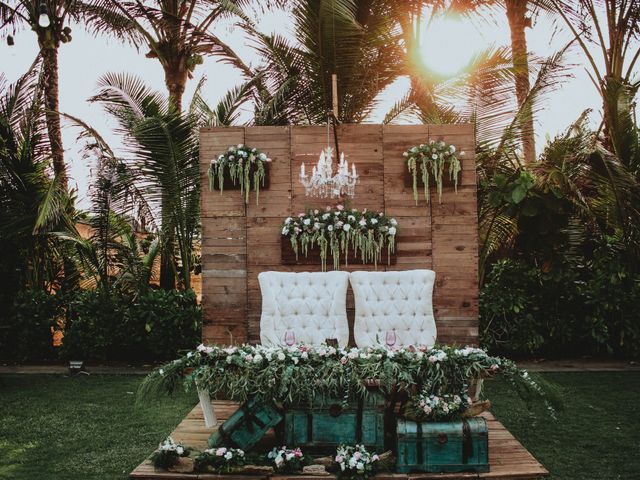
[[404, 140, 463, 204], [281, 205, 398, 270], [208, 144, 271, 204], [334, 444, 379, 480], [139, 344, 558, 417]]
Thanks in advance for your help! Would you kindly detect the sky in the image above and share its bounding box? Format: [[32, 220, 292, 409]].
[[0, 5, 616, 210]]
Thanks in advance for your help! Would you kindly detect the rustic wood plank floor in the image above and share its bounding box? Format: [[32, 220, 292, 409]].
[[130, 401, 548, 480]]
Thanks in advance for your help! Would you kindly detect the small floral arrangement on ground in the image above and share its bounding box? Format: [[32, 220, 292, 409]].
[[404, 139, 463, 204], [411, 391, 473, 421], [208, 144, 271, 204], [281, 205, 398, 270], [195, 447, 246, 473], [334, 445, 379, 480], [151, 437, 190, 469], [267, 446, 308, 473]]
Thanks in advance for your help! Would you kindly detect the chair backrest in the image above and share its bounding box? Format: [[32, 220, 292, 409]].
[[258, 271, 350, 347], [350, 269, 437, 348]]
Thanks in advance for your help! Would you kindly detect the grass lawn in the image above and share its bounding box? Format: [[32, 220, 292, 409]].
[[0, 372, 638, 479], [485, 372, 640, 480], [0, 374, 197, 480]]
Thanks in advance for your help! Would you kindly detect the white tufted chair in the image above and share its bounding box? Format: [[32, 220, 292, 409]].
[[258, 271, 350, 347], [350, 269, 437, 348]]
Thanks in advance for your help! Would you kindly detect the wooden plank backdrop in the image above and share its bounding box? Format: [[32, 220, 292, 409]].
[[199, 125, 478, 346]]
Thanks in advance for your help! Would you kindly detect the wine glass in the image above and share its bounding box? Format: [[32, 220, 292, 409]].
[[284, 330, 296, 346], [385, 330, 397, 349]]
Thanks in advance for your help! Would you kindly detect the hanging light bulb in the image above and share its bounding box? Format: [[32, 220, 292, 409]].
[[38, 1, 51, 28]]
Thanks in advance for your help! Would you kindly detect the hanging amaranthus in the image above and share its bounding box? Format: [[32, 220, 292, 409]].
[[281, 205, 398, 271], [208, 144, 271, 204], [404, 140, 463, 204]]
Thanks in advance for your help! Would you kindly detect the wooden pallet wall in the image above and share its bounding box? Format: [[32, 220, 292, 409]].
[[199, 124, 478, 346]]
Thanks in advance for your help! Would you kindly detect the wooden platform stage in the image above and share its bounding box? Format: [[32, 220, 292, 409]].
[[130, 401, 548, 480]]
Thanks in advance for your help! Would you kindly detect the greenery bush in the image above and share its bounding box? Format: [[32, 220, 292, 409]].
[[480, 248, 640, 358], [0, 290, 62, 362], [0, 288, 201, 363], [62, 288, 201, 362]]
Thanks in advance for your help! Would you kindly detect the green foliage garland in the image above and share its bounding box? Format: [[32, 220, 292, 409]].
[[281, 205, 398, 271], [404, 140, 463, 204], [139, 344, 558, 418], [208, 144, 271, 204]]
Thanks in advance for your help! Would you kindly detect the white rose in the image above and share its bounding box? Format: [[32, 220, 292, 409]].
[[282, 227, 289, 235], [285, 217, 292, 224], [431, 154, 438, 160], [176, 446, 184, 455], [303, 219, 311, 226], [359, 219, 367, 226], [253, 354, 263, 363], [388, 227, 397, 235], [237, 143, 243, 148], [225, 452, 233, 460], [277, 352, 286, 361], [328, 225, 334, 231], [370, 218, 378, 224], [343, 224, 351, 232], [390, 218, 398, 226], [259, 153, 267, 160], [449, 145, 456, 153]]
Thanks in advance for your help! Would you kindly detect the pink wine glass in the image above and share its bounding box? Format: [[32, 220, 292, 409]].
[[285, 330, 296, 346], [385, 330, 397, 348]]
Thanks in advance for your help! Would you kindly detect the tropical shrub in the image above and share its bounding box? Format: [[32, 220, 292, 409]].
[[128, 289, 201, 360], [61, 289, 201, 362], [0, 290, 62, 362], [480, 249, 640, 358]]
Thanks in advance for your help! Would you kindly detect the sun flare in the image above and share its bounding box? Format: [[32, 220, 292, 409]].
[[419, 14, 483, 77]]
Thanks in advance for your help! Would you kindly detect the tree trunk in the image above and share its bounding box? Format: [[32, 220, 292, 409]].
[[41, 46, 68, 188], [160, 234, 177, 290], [165, 66, 188, 113], [506, 0, 536, 163]]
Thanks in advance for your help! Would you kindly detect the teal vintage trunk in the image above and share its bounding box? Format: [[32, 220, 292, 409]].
[[396, 417, 489, 473], [284, 391, 386, 454], [208, 398, 282, 451]]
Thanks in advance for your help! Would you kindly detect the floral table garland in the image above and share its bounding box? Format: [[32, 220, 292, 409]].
[[140, 343, 557, 416], [208, 144, 271, 204], [404, 140, 463, 204], [281, 205, 398, 271]]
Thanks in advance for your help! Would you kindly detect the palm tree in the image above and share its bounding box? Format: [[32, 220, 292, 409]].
[[550, 0, 640, 170], [249, 0, 404, 124], [0, 66, 76, 300], [94, 0, 253, 112]]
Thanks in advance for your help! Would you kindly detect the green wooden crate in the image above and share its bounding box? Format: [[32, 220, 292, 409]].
[[284, 392, 386, 454], [396, 417, 489, 473], [208, 398, 283, 451]]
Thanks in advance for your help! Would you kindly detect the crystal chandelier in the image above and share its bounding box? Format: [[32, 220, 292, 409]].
[[299, 121, 358, 198]]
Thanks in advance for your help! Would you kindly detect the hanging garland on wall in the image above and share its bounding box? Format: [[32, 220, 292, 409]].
[[208, 144, 271, 204], [281, 205, 398, 271], [404, 140, 463, 204]]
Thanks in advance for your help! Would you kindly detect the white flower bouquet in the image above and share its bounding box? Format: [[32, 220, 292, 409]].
[[195, 446, 246, 473], [281, 205, 398, 270], [151, 436, 190, 469], [334, 444, 380, 480], [404, 139, 463, 204], [267, 446, 308, 473], [208, 144, 271, 204]]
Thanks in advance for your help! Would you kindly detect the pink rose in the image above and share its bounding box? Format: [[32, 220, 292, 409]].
[[336, 204, 344, 211], [340, 357, 348, 365]]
